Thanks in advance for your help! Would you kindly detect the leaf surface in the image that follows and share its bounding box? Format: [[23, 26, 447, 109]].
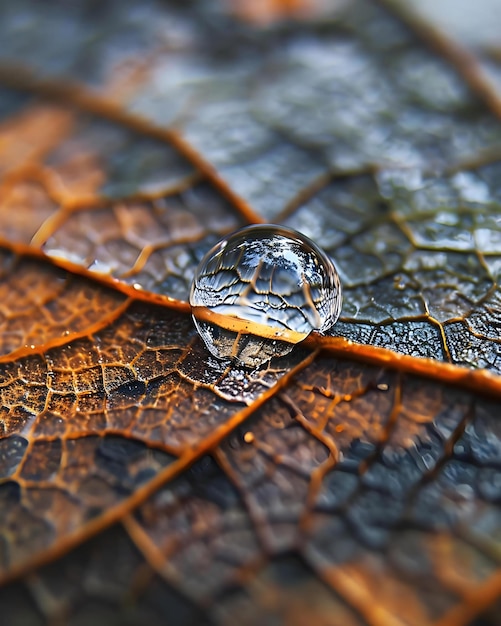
[[0, 1, 500, 624]]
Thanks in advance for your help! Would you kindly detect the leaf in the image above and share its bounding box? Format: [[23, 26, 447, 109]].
[[0, 249, 128, 358], [0, 0, 500, 624]]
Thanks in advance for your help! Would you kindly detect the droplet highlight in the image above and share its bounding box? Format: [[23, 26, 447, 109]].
[[190, 224, 342, 367]]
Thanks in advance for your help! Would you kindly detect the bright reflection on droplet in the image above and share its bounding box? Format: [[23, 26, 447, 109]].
[[190, 224, 342, 367]]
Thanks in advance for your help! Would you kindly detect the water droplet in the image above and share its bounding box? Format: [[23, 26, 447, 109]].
[[190, 224, 342, 367]]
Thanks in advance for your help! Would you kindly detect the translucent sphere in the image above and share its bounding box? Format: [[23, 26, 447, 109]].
[[190, 224, 342, 367]]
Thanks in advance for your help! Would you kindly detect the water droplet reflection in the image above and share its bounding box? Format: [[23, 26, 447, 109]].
[[190, 224, 342, 367]]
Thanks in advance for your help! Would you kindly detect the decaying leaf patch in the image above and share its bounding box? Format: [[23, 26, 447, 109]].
[[0, 0, 500, 624]]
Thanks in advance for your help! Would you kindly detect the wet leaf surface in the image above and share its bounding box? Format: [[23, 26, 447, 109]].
[[0, 0, 500, 624]]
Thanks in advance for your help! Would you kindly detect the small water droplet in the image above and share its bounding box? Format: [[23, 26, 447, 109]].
[[393, 275, 406, 291], [190, 224, 342, 367], [244, 432, 255, 444]]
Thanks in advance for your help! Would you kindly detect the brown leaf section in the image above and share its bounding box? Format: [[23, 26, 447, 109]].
[[0, 1, 500, 624], [0, 179, 58, 246], [0, 296, 318, 583], [0, 88, 246, 303], [0, 249, 128, 359], [0, 304, 304, 449], [0, 104, 73, 176], [226, 0, 339, 24], [41, 183, 241, 301], [0, 524, 209, 625], [1, 2, 500, 374], [117, 354, 501, 625]]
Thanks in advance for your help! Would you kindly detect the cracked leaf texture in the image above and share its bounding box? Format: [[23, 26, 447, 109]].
[[0, 0, 501, 624]]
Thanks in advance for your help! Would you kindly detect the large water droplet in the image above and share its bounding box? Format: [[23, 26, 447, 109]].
[[190, 224, 342, 367]]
